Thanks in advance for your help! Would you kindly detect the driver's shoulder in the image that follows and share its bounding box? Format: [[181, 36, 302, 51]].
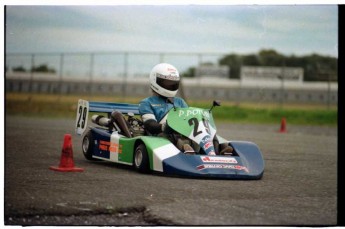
[[140, 96, 157, 104], [139, 96, 165, 109], [174, 97, 188, 107]]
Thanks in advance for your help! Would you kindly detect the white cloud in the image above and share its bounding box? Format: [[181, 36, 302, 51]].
[[5, 5, 338, 57]]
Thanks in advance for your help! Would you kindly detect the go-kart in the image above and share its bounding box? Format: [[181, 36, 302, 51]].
[[75, 99, 264, 179]]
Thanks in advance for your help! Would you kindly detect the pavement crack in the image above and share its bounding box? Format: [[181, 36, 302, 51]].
[[5, 206, 177, 226]]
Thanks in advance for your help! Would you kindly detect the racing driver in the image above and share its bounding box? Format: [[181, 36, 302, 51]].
[[138, 63, 233, 155]]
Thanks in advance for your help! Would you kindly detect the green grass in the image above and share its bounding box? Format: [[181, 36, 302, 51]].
[[5, 93, 337, 126], [211, 105, 337, 125]]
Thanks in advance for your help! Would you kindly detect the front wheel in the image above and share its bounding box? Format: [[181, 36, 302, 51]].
[[133, 144, 150, 173]]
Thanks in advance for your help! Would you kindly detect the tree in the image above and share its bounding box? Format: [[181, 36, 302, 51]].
[[258, 49, 284, 66], [181, 67, 195, 78], [31, 64, 56, 73], [242, 54, 260, 66], [218, 49, 337, 81], [218, 54, 242, 79], [12, 66, 27, 72]]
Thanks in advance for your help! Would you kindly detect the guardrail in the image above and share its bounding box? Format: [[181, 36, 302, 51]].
[[5, 72, 337, 107]]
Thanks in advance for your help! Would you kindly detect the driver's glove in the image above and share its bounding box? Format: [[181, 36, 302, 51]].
[[161, 122, 166, 133]]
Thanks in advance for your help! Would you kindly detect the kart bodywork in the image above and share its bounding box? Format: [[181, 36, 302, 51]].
[[75, 100, 264, 179]]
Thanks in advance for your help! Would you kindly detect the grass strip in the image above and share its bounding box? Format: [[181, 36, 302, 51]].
[[5, 93, 337, 126]]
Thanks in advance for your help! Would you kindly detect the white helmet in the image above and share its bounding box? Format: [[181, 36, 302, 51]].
[[149, 63, 180, 98]]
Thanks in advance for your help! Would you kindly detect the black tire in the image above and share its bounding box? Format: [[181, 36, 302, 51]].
[[82, 130, 96, 160], [133, 143, 150, 173]]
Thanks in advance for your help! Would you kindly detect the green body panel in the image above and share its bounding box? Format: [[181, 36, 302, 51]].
[[140, 136, 172, 170], [167, 107, 216, 138], [118, 137, 137, 163], [119, 136, 172, 169]]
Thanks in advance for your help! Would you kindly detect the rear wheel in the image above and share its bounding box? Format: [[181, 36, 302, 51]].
[[133, 144, 150, 173], [82, 130, 96, 160]]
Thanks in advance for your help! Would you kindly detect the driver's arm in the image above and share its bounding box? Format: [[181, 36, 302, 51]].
[[139, 100, 164, 135], [143, 118, 163, 135]]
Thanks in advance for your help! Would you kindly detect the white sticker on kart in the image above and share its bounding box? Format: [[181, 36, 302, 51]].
[[75, 99, 89, 135], [200, 156, 238, 164]]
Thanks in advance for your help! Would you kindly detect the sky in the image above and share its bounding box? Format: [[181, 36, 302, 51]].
[[5, 4, 338, 58]]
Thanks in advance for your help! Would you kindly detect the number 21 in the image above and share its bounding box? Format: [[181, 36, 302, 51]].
[[188, 118, 210, 137]]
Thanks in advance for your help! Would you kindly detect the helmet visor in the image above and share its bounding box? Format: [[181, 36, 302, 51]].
[[156, 77, 180, 91]]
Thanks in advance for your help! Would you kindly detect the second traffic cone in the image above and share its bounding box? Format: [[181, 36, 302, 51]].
[[50, 134, 84, 172], [279, 117, 287, 133]]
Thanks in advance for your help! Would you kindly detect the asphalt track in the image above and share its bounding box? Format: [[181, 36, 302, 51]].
[[4, 115, 337, 226]]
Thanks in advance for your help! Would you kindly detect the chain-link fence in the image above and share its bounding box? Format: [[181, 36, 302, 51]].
[[5, 51, 338, 108]]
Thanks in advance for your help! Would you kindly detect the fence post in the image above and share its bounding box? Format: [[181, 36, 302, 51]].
[[280, 65, 285, 108], [89, 53, 94, 96], [327, 73, 331, 109], [29, 54, 35, 94], [58, 53, 64, 98], [237, 66, 242, 106]]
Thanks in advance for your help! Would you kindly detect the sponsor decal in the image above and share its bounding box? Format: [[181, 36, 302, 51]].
[[234, 165, 249, 172], [196, 164, 249, 172], [109, 142, 122, 154], [100, 140, 109, 145], [99, 140, 110, 151], [178, 109, 210, 119], [197, 165, 205, 170], [200, 136, 215, 155], [99, 140, 122, 153], [151, 104, 163, 107], [204, 141, 212, 150], [201, 136, 211, 144], [201, 156, 238, 164]]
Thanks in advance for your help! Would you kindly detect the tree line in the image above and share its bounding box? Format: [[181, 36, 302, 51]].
[[7, 49, 337, 82], [183, 49, 337, 82], [8, 64, 56, 73]]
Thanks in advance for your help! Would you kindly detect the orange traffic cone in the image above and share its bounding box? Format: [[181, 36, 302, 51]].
[[50, 134, 84, 172], [279, 117, 287, 133]]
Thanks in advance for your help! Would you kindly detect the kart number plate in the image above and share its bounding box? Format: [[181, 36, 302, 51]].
[[75, 99, 89, 135]]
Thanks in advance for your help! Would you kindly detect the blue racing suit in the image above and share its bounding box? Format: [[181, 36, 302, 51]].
[[139, 95, 188, 134]]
